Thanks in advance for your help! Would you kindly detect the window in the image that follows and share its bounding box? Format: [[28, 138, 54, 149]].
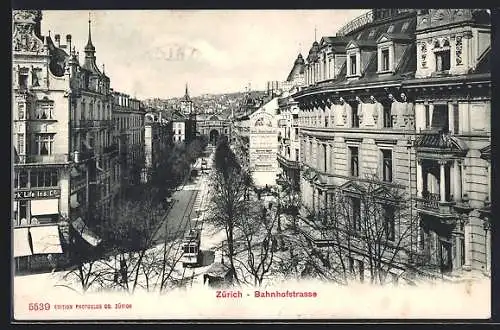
[[35, 133, 55, 155], [382, 49, 390, 71], [383, 205, 395, 241], [351, 197, 361, 232], [295, 149, 299, 161], [294, 128, 299, 140], [17, 133, 25, 155], [352, 103, 360, 128], [17, 102, 25, 120], [35, 101, 54, 119], [19, 200, 27, 221], [435, 50, 451, 72], [19, 68, 29, 89], [30, 170, 58, 188], [431, 104, 449, 131], [453, 104, 459, 134], [323, 144, 327, 172], [349, 146, 359, 177], [419, 226, 425, 251], [381, 149, 393, 182], [369, 29, 376, 38], [350, 55, 357, 75], [424, 105, 430, 128], [387, 25, 394, 33], [383, 102, 392, 128]]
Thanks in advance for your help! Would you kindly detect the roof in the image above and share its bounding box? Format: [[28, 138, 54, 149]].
[[306, 41, 320, 62], [205, 262, 232, 278], [414, 130, 468, 152], [46, 36, 69, 78], [286, 53, 305, 82], [472, 47, 491, 74]]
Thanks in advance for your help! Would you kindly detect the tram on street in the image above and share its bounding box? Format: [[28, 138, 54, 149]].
[[181, 227, 202, 267]]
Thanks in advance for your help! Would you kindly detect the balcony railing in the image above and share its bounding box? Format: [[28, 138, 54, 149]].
[[336, 10, 373, 37], [71, 120, 114, 129], [16, 153, 69, 165], [416, 191, 456, 216]]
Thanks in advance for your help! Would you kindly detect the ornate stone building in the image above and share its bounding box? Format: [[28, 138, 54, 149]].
[[111, 90, 145, 189], [294, 9, 490, 281], [12, 11, 119, 271], [196, 113, 231, 145]]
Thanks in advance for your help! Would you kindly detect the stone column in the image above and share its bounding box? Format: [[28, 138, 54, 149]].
[[439, 160, 446, 202], [463, 217, 471, 271], [416, 158, 423, 198], [454, 160, 462, 202], [429, 103, 434, 128], [485, 225, 491, 273]]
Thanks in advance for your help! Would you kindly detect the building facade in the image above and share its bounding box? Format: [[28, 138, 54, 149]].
[[142, 110, 172, 183], [294, 9, 491, 281], [12, 10, 119, 271], [112, 90, 145, 188], [248, 97, 280, 187], [196, 113, 231, 145]]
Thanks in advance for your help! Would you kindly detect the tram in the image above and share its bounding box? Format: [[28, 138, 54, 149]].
[[181, 228, 201, 267]]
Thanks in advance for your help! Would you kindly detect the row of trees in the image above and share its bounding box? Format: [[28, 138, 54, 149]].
[[62, 136, 209, 294], [207, 133, 420, 287]]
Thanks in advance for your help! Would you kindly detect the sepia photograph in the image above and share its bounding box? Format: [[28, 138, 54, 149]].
[[11, 8, 492, 321]]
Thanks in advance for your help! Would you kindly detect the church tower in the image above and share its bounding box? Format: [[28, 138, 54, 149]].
[[180, 83, 194, 116]]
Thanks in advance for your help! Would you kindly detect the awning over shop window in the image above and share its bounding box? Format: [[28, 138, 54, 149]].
[[30, 225, 63, 254], [70, 194, 80, 209], [31, 199, 59, 216], [14, 227, 32, 258], [72, 217, 102, 247]]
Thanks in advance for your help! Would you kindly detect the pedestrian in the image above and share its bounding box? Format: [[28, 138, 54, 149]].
[[47, 253, 56, 273]]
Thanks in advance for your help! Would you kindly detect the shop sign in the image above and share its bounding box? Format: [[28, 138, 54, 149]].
[[14, 189, 61, 200]]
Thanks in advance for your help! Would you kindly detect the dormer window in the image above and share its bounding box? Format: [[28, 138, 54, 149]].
[[386, 25, 394, 33], [350, 55, 357, 75], [381, 49, 390, 71], [435, 50, 450, 71], [369, 29, 376, 38]]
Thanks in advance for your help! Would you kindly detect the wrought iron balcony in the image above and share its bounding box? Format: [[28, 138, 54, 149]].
[[415, 190, 456, 218], [16, 153, 69, 165], [336, 10, 374, 37]]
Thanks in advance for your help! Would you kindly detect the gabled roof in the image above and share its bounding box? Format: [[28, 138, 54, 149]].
[[346, 39, 377, 50], [480, 144, 491, 161], [414, 130, 469, 152], [472, 46, 491, 74], [377, 32, 413, 43], [338, 181, 366, 194]]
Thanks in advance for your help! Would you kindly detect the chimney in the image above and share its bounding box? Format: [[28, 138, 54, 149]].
[[55, 34, 61, 47]]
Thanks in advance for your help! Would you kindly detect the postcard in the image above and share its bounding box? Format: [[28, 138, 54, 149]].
[[12, 8, 492, 321]]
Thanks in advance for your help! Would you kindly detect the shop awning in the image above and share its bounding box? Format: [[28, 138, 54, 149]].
[[31, 199, 59, 216], [14, 227, 32, 258], [70, 194, 80, 209], [30, 225, 63, 254], [72, 217, 102, 247]]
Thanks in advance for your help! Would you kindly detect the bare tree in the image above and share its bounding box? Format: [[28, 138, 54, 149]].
[[232, 200, 278, 286], [292, 176, 418, 286], [206, 135, 253, 284]]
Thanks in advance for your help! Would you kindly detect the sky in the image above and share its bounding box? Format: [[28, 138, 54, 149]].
[[41, 10, 368, 99]]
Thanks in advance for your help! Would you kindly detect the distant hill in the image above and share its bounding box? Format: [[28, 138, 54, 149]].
[[143, 90, 267, 117]]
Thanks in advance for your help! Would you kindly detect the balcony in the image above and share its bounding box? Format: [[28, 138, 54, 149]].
[[15, 153, 69, 165], [415, 191, 456, 219], [414, 129, 468, 157], [277, 153, 300, 170], [336, 10, 373, 37]]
